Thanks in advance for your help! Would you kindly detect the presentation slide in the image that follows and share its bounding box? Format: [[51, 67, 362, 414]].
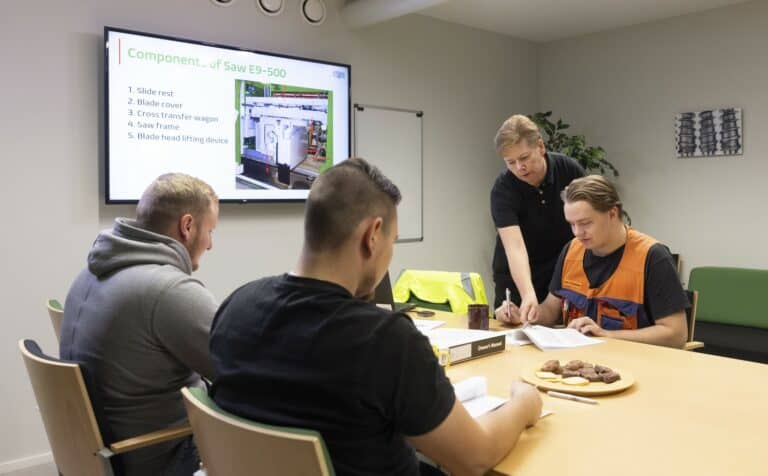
[[105, 28, 351, 202]]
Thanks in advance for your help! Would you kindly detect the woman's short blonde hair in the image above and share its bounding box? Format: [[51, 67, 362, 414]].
[[562, 175, 623, 215], [494, 114, 542, 154], [136, 173, 218, 233]]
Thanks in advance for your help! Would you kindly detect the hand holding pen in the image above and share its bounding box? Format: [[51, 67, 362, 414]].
[[495, 288, 522, 324]]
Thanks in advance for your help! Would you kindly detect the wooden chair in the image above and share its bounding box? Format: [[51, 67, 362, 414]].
[[181, 387, 335, 476], [684, 290, 704, 351], [19, 339, 191, 476], [47, 299, 64, 342]]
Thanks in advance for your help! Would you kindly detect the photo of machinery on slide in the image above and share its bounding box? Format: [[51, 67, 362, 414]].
[[235, 80, 333, 190]]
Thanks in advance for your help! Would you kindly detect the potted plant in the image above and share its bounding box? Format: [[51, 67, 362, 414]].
[[529, 111, 629, 222], [529, 111, 618, 177]]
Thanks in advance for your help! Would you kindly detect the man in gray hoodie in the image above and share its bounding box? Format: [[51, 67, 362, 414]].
[[60, 173, 219, 475]]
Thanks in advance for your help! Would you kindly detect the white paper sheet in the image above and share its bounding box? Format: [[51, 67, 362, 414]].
[[463, 395, 509, 418], [497, 328, 534, 346], [454, 376, 553, 419], [412, 319, 445, 332], [521, 325, 604, 351]]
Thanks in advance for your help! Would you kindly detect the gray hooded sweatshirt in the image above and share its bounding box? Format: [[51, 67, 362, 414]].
[[60, 218, 217, 475]]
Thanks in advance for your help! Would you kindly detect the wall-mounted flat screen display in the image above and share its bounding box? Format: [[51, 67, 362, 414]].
[[105, 27, 351, 202]]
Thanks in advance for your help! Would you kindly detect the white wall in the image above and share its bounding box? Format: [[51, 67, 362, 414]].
[[538, 0, 768, 282], [0, 0, 537, 468]]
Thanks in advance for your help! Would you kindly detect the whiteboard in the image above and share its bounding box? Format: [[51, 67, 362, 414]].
[[353, 104, 423, 242]]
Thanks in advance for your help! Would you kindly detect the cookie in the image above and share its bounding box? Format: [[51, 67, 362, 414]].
[[589, 375, 604, 383], [564, 360, 584, 370], [562, 376, 589, 386], [581, 371, 602, 382], [541, 360, 561, 372], [602, 371, 621, 384], [536, 371, 560, 380], [594, 364, 612, 374]]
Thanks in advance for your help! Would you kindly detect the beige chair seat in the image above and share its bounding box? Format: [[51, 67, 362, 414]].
[[182, 386, 335, 476]]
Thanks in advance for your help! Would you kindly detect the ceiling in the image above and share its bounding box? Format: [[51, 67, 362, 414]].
[[344, 0, 753, 43]]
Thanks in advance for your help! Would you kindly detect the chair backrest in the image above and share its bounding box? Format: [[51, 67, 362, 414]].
[[181, 387, 334, 476], [19, 339, 111, 476], [684, 290, 699, 343], [47, 299, 64, 342], [688, 266, 768, 329]]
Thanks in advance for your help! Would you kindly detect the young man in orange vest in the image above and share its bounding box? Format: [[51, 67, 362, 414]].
[[496, 175, 689, 348]]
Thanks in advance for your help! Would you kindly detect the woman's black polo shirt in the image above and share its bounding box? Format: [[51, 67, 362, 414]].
[[490, 152, 585, 302]]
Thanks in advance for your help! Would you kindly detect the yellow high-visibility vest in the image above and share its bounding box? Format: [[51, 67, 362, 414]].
[[393, 270, 488, 314]]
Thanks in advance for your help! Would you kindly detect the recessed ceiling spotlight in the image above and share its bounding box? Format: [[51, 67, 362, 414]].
[[256, 0, 284, 16], [301, 0, 326, 25]]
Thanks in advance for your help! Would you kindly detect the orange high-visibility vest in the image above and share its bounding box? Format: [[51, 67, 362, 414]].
[[555, 228, 657, 330]]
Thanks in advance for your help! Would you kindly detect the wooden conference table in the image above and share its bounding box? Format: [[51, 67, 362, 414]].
[[414, 310, 768, 476]]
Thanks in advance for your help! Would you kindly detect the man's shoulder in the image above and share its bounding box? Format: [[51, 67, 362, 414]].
[[647, 242, 674, 264], [217, 275, 283, 310], [79, 261, 196, 304], [338, 301, 416, 330], [142, 263, 205, 294], [232, 275, 283, 294], [627, 230, 669, 256], [323, 303, 421, 351]]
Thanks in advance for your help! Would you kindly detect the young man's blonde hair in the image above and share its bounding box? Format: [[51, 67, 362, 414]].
[[136, 173, 218, 234], [562, 175, 623, 215], [494, 114, 542, 154]]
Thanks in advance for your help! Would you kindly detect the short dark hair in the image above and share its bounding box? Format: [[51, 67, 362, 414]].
[[304, 158, 401, 252], [136, 173, 218, 234]]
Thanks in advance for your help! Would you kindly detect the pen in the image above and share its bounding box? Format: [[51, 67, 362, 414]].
[[505, 288, 511, 319], [547, 391, 598, 405]]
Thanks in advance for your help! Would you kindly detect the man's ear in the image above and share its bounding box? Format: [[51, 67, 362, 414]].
[[178, 214, 194, 243], [361, 217, 383, 258]]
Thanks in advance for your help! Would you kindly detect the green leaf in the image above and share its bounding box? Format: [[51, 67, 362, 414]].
[[530, 110, 621, 179]]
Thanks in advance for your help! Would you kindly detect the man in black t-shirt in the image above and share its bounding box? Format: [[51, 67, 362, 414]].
[[210, 158, 542, 475], [491, 115, 585, 323], [497, 175, 689, 348]]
